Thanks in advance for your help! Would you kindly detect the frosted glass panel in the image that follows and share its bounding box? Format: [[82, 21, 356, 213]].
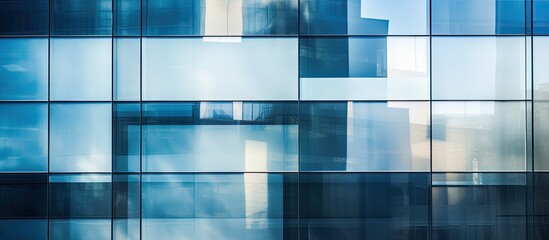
[[142, 38, 298, 100], [0, 38, 48, 100], [432, 37, 526, 100], [50, 38, 112, 101], [432, 101, 527, 171], [50, 103, 112, 172], [114, 38, 140, 101]]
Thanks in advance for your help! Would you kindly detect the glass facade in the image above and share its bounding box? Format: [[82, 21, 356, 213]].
[[0, 0, 548, 240]]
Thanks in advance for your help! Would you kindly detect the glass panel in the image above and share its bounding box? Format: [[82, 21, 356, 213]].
[[50, 103, 112, 172], [115, 0, 140, 36], [432, 101, 527, 171], [114, 103, 140, 172], [300, 37, 430, 100], [0, 38, 48, 100], [143, 0, 298, 36], [534, 173, 549, 238], [299, 173, 429, 239], [50, 38, 112, 101], [432, 173, 527, 239], [534, 37, 549, 100], [51, 0, 112, 35], [113, 174, 140, 240], [534, 101, 549, 170], [0, 0, 48, 35], [0, 103, 47, 172], [432, 0, 525, 35], [432, 37, 526, 100], [142, 102, 298, 172], [114, 38, 140, 101], [143, 37, 297, 100], [300, 102, 430, 171], [49, 174, 112, 240], [535, 0, 549, 34], [142, 173, 298, 240], [300, 0, 428, 35]]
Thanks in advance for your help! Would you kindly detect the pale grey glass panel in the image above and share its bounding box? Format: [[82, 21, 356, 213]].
[[50, 38, 112, 101], [0, 103, 47, 172], [535, 102, 549, 170], [534, 37, 549, 100], [50, 103, 112, 172], [432, 101, 527, 171], [114, 38, 140, 101], [432, 37, 526, 100], [142, 37, 298, 100], [0, 38, 48, 100]]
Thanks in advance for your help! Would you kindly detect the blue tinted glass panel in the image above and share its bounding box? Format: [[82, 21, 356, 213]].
[[535, 173, 549, 238], [50, 38, 112, 101], [115, 0, 140, 36], [535, 0, 549, 34], [114, 103, 140, 173], [0, 103, 47, 172], [143, 102, 298, 172], [300, 102, 430, 171], [432, 173, 527, 239], [113, 174, 140, 240], [143, 37, 297, 100], [0, 38, 48, 100], [51, 0, 112, 35], [114, 38, 140, 101], [50, 103, 112, 172], [0, 219, 47, 240], [142, 173, 298, 240], [299, 173, 429, 239], [0, 0, 48, 35], [432, 0, 525, 35]]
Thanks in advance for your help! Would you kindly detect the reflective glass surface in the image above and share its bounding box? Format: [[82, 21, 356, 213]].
[[113, 174, 140, 240], [114, 38, 140, 101], [534, 37, 549, 100], [535, 0, 549, 34], [0, 0, 48, 35], [535, 101, 549, 170], [114, 0, 140, 36], [51, 0, 112, 35], [0, 38, 48, 100], [113, 103, 141, 173]]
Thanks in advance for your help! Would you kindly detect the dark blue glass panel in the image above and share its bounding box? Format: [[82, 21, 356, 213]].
[[0, 0, 48, 35], [0, 38, 48, 100], [535, 0, 549, 34], [534, 173, 549, 239], [115, 0, 140, 36], [113, 103, 140, 173], [51, 0, 112, 35], [299, 173, 430, 240], [432, 173, 527, 240], [113, 174, 140, 240]]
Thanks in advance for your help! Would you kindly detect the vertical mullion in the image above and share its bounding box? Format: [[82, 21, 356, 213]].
[[428, 0, 433, 239]]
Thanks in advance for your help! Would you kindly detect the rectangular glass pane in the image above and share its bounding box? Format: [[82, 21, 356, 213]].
[[0, 0, 48, 35], [143, 37, 297, 100], [0, 38, 48, 100], [113, 103, 140, 172], [432, 0, 525, 35], [142, 102, 298, 172], [299, 173, 429, 239], [142, 173, 298, 240], [50, 38, 112, 101], [432, 101, 527, 171], [535, 0, 549, 34], [51, 0, 112, 35], [432, 173, 527, 239], [300, 0, 428, 35], [432, 37, 526, 100], [0, 103, 47, 172], [300, 37, 429, 100], [534, 173, 549, 238], [50, 103, 112, 172], [534, 37, 549, 100], [113, 174, 140, 240], [115, 0, 140, 36], [535, 101, 549, 170], [300, 102, 430, 171], [114, 38, 140, 101]]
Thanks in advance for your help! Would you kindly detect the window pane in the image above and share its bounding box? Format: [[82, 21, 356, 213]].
[[535, 0, 549, 34], [432, 37, 526, 100], [300, 0, 428, 35], [142, 173, 298, 240], [114, 0, 140, 36], [49, 174, 111, 240], [113, 103, 140, 173], [51, 0, 112, 35], [299, 173, 429, 239], [114, 38, 140, 101], [50, 103, 112, 172], [50, 38, 112, 101], [0, 0, 48, 35], [142, 102, 298, 172], [432, 101, 527, 171], [0, 103, 47, 172], [300, 102, 430, 171], [535, 101, 549, 170], [534, 173, 549, 238], [432, 173, 527, 239], [432, 0, 525, 35], [113, 174, 140, 240], [142, 37, 297, 100], [0, 38, 48, 100], [534, 37, 549, 100], [300, 37, 429, 100]]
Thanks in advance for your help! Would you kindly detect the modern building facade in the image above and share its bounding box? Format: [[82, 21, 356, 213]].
[[1, 0, 549, 239]]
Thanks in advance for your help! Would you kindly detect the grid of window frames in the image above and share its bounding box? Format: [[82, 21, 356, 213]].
[[1, 0, 549, 239]]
